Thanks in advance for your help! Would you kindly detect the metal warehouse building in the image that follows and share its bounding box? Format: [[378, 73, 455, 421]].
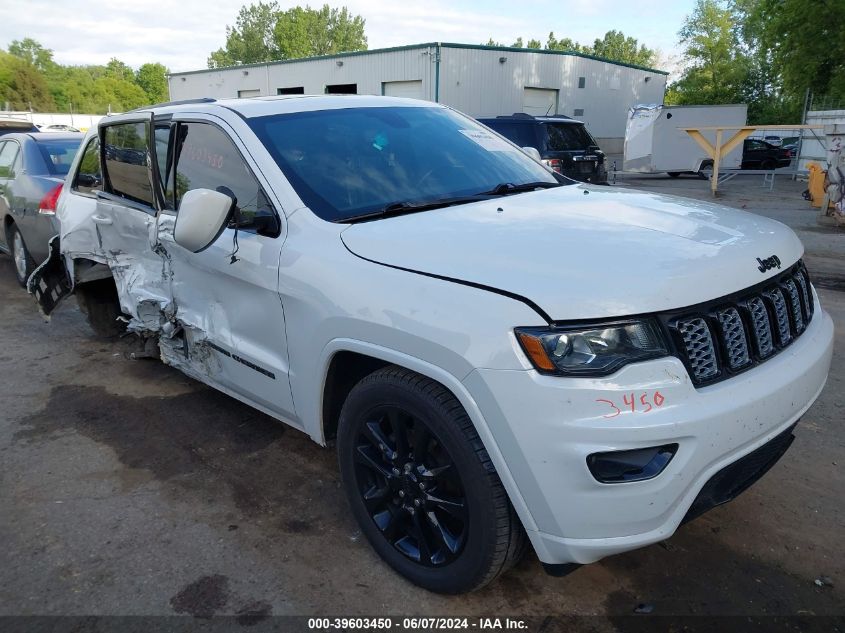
[[168, 42, 668, 153]]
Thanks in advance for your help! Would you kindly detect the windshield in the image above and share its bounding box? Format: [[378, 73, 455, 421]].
[[248, 106, 564, 222], [36, 138, 81, 176], [543, 123, 597, 152]]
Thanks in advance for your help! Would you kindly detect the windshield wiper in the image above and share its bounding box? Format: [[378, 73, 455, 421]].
[[338, 195, 490, 223], [337, 181, 563, 223], [480, 181, 562, 196]]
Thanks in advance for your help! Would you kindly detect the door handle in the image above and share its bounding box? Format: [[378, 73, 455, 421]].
[[92, 215, 113, 225]]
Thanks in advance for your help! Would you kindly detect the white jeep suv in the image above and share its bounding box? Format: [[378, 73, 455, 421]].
[[30, 96, 834, 594]]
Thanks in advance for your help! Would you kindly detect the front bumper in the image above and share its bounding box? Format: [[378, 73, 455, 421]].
[[462, 301, 833, 565]]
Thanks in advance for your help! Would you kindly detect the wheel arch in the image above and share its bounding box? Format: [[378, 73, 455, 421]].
[[316, 339, 540, 534], [69, 256, 116, 286], [694, 158, 714, 172], [3, 214, 15, 241]]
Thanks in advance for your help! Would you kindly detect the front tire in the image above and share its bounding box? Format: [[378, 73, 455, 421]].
[[9, 224, 35, 287], [337, 366, 525, 594]]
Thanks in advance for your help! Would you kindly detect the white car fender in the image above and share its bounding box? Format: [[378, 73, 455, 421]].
[[316, 337, 541, 534]]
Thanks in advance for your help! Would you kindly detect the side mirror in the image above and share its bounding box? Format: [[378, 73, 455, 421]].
[[173, 188, 235, 253], [521, 146, 542, 162]]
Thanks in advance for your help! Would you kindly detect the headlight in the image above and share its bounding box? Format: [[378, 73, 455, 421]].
[[515, 319, 668, 376]]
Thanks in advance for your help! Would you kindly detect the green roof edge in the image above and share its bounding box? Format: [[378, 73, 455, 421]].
[[169, 42, 668, 77]]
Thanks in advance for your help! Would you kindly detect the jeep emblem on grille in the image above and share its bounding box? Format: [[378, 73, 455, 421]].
[[757, 255, 781, 273]]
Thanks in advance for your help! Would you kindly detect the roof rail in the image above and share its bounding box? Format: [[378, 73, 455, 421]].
[[495, 112, 574, 121], [127, 97, 217, 112]]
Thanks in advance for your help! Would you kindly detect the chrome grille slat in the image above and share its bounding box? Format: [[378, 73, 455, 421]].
[[794, 270, 812, 319], [783, 278, 804, 333], [717, 307, 751, 369], [678, 317, 719, 381], [671, 263, 814, 386], [747, 297, 774, 358], [764, 287, 792, 345]]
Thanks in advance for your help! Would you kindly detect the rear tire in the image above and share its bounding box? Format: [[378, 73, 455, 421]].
[[697, 160, 713, 180], [75, 278, 127, 338], [8, 224, 35, 288], [337, 366, 525, 594]]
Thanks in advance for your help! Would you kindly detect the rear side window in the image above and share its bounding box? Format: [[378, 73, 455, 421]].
[[103, 122, 154, 207], [482, 121, 538, 149], [0, 141, 20, 177], [36, 139, 81, 177], [72, 137, 102, 195], [543, 123, 595, 151], [171, 122, 276, 234]]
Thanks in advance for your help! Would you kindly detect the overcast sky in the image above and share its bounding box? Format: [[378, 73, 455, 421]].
[[1, 0, 695, 73]]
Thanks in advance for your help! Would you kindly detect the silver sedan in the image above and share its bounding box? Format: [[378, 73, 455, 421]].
[[0, 132, 83, 286]]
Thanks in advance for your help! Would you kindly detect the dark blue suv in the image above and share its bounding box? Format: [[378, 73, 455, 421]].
[[478, 113, 607, 184]]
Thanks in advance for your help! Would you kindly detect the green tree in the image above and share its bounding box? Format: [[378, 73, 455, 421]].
[[670, 0, 749, 105], [136, 62, 170, 103], [591, 30, 656, 67], [545, 32, 587, 52], [7, 38, 54, 72], [735, 0, 845, 104], [512, 37, 524, 48], [526, 39, 542, 49], [274, 4, 367, 59], [208, 1, 281, 67], [2, 39, 167, 114], [47, 64, 148, 112], [105, 58, 135, 82], [0, 51, 56, 110], [207, 2, 367, 67]]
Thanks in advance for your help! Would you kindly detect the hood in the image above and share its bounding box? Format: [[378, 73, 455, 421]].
[[340, 184, 804, 322]]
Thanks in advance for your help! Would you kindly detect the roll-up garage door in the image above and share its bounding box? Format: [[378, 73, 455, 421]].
[[523, 88, 558, 116], [382, 80, 424, 100]]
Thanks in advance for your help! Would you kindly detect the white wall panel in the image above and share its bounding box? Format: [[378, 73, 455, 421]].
[[167, 44, 667, 144]]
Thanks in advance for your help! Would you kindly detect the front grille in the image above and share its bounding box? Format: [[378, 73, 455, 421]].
[[666, 262, 815, 386]]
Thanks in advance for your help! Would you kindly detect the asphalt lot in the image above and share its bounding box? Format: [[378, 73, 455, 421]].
[[1, 174, 843, 627]]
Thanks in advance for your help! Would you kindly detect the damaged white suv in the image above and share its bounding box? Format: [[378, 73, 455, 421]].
[[31, 96, 833, 594]]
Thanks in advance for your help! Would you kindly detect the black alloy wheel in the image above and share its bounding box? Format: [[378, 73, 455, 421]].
[[337, 366, 526, 594], [353, 404, 467, 567]]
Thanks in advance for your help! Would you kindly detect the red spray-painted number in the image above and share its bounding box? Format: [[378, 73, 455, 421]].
[[595, 391, 666, 418]]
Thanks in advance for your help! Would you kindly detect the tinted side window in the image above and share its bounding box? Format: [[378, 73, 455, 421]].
[[103, 122, 154, 207], [173, 122, 277, 234], [483, 121, 537, 149], [72, 137, 102, 195], [543, 123, 594, 151], [0, 141, 20, 177]]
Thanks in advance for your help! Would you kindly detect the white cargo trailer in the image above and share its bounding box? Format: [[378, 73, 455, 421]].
[[623, 104, 747, 175]]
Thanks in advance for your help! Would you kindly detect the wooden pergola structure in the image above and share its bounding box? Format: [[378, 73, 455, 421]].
[[681, 124, 823, 195]]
